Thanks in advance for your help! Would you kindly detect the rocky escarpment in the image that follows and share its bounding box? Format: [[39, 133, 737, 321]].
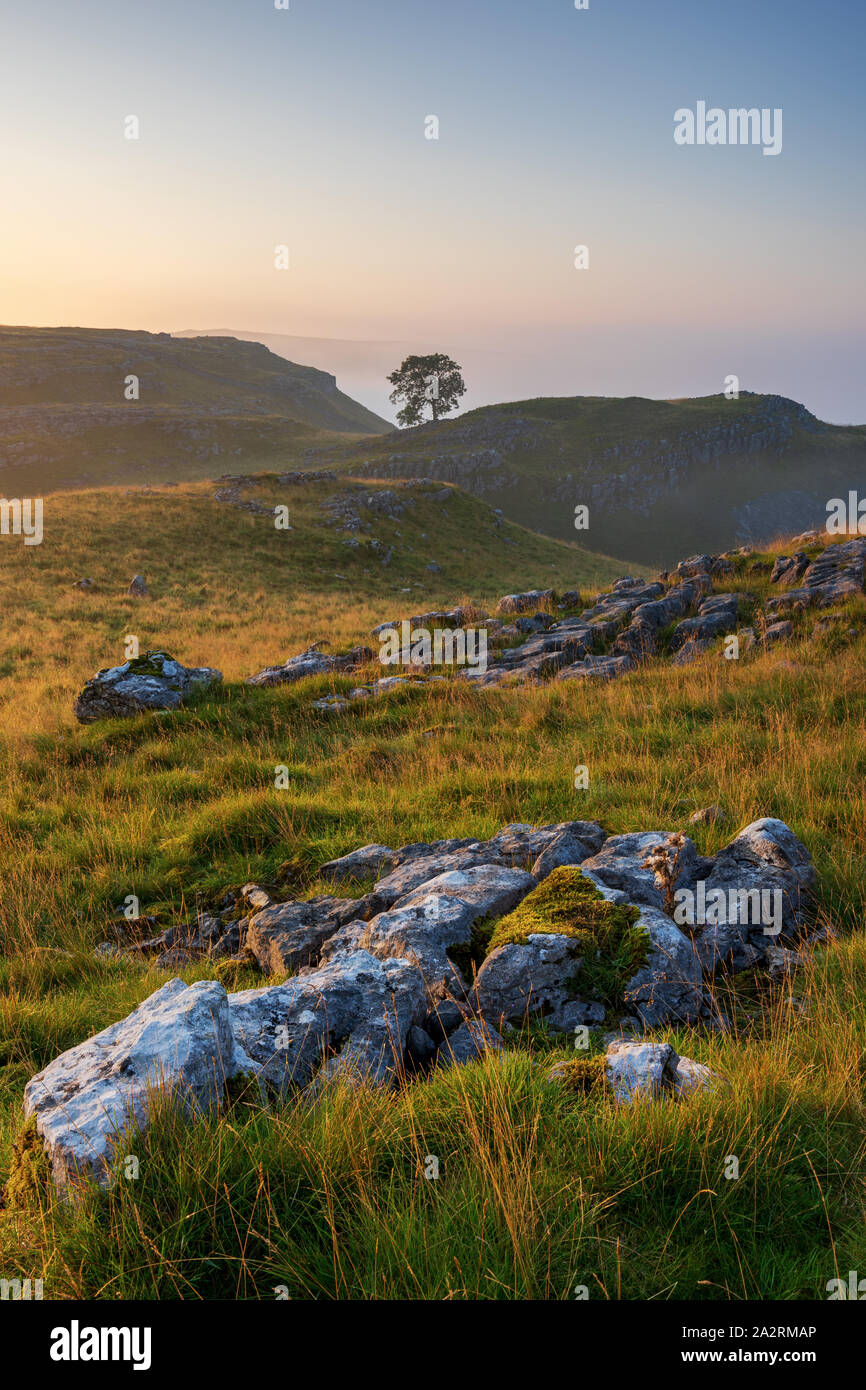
[[297, 535, 866, 709], [349, 396, 820, 510], [27, 816, 818, 1192]]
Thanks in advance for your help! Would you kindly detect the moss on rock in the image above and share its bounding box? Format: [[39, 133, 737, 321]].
[[486, 866, 649, 1009]]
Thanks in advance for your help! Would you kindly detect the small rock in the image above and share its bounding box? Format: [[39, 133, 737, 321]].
[[435, 1019, 506, 1068], [604, 1040, 678, 1102], [670, 1056, 727, 1097], [24, 979, 251, 1190], [424, 998, 467, 1042], [319, 844, 398, 885], [763, 620, 794, 644], [240, 884, 272, 912]]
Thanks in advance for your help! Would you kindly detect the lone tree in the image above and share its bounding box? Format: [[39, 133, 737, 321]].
[[387, 353, 466, 426]]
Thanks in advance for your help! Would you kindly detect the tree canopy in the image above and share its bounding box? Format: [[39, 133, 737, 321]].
[[386, 353, 466, 427]]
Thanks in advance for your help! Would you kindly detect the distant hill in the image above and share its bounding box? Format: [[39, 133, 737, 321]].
[[315, 392, 866, 567], [174, 328, 409, 423], [0, 326, 392, 493]]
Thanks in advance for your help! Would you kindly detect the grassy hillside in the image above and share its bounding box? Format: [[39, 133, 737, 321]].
[[0, 326, 392, 494], [6, 331, 862, 572], [0, 477, 863, 1300], [316, 391, 866, 568], [0, 472, 633, 734]]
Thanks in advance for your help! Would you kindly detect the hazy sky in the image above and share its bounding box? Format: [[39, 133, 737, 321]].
[[2, 0, 864, 422]]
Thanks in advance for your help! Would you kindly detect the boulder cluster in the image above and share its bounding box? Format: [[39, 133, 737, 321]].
[[27, 815, 815, 1192]]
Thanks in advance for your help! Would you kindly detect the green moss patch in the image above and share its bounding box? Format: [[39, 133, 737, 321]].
[[4, 1116, 51, 1212], [213, 951, 260, 992], [548, 1055, 609, 1095], [487, 867, 649, 1009], [95, 650, 176, 679]]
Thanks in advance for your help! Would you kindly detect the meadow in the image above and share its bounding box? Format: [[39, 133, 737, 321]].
[[0, 474, 863, 1299]]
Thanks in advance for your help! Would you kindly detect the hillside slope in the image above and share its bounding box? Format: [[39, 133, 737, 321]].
[[0, 326, 393, 494], [313, 392, 866, 567], [0, 472, 635, 733], [174, 327, 409, 424]]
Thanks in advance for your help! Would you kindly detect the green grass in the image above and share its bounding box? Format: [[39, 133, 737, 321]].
[[3, 947, 864, 1299], [0, 485, 864, 1300]]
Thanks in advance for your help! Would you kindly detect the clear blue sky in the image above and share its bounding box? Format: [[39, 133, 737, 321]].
[[1, 0, 864, 420]]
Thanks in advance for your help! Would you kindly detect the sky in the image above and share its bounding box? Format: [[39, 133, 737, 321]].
[[1, 0, 864, 422]]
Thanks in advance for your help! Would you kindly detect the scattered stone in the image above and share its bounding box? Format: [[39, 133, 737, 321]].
[[693, 818, 816, 972], [423, 997, 467, 1042], [229, 950, 426, 1092], [579, 831, 703, 913], [669, 1055, 726, 1097], [531, 830, 597, 879], [557, 653, 635, 681], [319, 844, 399, 884], [671, 637, 714, 666], [496, 589, 554, 616], [127, 574, 149, 598], [622, 905, 705, 1027], [671, 594, 739, 650], [604, 1040, 678, 1101], [765, 942, 802, 977], [770, 552, 809, 586], [689, 806, 727, 826], [241, 884, 273, 912], [246, 644, 372, 688], [74, 651, 222, 724], [406, 1025, 437, 1068], [246, 896, 370, 975]]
